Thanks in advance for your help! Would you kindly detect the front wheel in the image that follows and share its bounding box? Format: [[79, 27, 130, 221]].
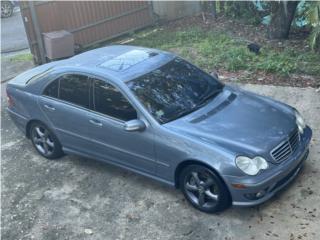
[[30, 122, 64, 159], [180, 165, 231, 213]]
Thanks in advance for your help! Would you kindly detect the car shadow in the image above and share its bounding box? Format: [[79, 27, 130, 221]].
[[59, 151, 308, 217], [64, 153, 178, 194]]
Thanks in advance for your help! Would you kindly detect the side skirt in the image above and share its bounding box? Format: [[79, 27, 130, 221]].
[[62, 147, 176, 188]]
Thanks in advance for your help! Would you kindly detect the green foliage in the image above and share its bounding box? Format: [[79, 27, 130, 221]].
[[306, 1, 320, 51], [130, 27, 320, 76], [196, 36, 252, 71], [201, 1, 319, 51], [130, 27, 206, 50], [9, 53, 33, 62], [223, 1, 262, 25]]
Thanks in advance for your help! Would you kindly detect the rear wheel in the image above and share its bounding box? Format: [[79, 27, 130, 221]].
[[30, 122, 64, 159], [180, 165, 231, 213]]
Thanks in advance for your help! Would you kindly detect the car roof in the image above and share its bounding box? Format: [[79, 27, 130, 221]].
[[52, 45, 175, 82]]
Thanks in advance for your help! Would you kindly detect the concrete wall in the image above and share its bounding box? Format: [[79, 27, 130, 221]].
[[152, 1, 201, 20]]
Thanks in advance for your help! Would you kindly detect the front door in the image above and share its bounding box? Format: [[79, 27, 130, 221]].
[[85, 78, 156, 174]]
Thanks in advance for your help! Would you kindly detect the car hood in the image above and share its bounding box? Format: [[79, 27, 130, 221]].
[[164, 86, 296, 157]]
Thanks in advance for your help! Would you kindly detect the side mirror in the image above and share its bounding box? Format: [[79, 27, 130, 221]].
[[124, 119, 146, 132]]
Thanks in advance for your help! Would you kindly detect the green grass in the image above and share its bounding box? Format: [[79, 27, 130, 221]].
[[129, 27, 320, 76], [9, 53, 33, 62]]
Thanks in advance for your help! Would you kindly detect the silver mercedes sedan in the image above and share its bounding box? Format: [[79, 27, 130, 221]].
[[6, 45, 312, 213]]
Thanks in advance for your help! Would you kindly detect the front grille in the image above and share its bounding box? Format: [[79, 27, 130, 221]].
[[270, 128, 300, 163]]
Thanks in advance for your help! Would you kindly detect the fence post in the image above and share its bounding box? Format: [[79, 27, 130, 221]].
[[28, 1, 46, 64], [148, 1, 154, 22]]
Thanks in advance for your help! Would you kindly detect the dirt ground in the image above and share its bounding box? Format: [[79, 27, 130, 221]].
[[1, 82, 319, 240], [160, 15, 320, 89]]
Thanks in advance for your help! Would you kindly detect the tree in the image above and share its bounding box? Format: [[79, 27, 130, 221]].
[[306, 1, 320, 52], [268, 1, 299, 39]]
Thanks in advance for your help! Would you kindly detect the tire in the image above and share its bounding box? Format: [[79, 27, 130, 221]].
[[1, 1, 13, 18], [30, 122, 64, 159], [179, 164, 231, 213]]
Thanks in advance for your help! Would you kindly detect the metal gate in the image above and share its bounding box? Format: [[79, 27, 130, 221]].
[[20, 1, 154, 64]]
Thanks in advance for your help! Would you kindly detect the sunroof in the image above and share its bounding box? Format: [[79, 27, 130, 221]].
[[99, 50, 158, 71]]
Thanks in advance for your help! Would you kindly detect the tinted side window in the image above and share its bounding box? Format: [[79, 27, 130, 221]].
[[43, 80, 59, 98], [59, 74, 90, 108], [93, 79, 137, 121]]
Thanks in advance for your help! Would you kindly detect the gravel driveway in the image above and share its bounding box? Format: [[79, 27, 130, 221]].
[[1, 83, 319, 240]]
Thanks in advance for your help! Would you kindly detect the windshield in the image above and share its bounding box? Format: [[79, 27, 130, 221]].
[[127, 58, 223, 124]]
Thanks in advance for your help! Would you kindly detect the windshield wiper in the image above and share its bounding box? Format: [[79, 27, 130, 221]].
[[198, 87, 223, 107], [165, 87, 224, 123], [170, 107, 200, 121]]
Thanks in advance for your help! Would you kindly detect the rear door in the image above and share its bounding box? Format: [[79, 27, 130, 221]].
[[38, 74, 93, 153], [85, 77, 156, 174]]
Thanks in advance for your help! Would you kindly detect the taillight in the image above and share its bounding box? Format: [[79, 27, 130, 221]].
[[6, 89, 14, 107]]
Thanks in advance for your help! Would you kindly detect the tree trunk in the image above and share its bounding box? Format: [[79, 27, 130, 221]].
[[219, 1, 225, 14], [268, 1, 299, 39], [211, 1, 217, 19]]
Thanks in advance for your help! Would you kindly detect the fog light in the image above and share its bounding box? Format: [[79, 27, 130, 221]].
[[256, 190, 266, 198], [244, 190, 267, 200]]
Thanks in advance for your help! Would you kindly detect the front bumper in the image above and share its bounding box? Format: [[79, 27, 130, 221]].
[[225, 126, 312, 207]]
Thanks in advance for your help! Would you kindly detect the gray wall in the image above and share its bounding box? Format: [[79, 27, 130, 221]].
[[152, 1, 201, 20]]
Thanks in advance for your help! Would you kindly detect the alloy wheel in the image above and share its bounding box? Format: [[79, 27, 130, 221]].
[[184, 170, 220, 208], [31, 126, 55, 157]]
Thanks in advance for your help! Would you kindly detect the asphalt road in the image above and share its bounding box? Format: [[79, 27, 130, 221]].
[[1, 8, 29, 53], [1, 82, 319, 240]]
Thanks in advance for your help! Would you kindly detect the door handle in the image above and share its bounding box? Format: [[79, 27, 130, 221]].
[[89, 119, 103, 127], [44, 104, 55, 111]]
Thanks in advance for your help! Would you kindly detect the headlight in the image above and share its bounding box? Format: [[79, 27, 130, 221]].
[[295, 111, 306, 134], [235, 156, 268, 176]]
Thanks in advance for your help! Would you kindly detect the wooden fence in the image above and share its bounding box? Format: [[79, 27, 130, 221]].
[[20, 1, 154, 64]]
